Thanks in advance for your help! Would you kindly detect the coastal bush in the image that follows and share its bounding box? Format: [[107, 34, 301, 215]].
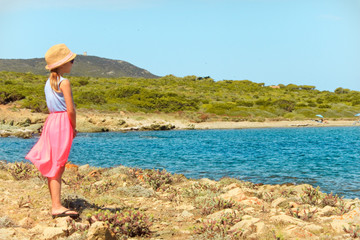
[[288, 207, 318, 221], [127, 168, 173, 191], [143, 169, 173, 191], [193, 212, 243, 240], [195, 197, 238, 215], [320, 192, 340, 207], [7, 162, 39, 180], [183, 183, 223, 199], [300, 186, 321, 205], [88, 209, 153, 238], [1, 71, 360, 119]]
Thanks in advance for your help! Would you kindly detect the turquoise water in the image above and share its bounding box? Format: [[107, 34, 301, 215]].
[[1, 127, 360, 199]]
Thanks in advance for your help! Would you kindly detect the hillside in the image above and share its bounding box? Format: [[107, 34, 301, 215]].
[[0, 72, 360, 121], [0, 55, 160, 79]]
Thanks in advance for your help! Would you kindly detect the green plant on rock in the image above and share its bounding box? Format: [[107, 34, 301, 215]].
[[143, 169, 173, 191], [183, 182, 223, 199], [336, 199, 354, 215], [193, 212, 242, 240], [343, 223, 360, 238], [300, 186, 321, 205], [88, 209, 153, 238], [65, 218, 90, 236], [257, 191, 277, 203], [93, 180, 116, 194], [320, 192, 340, 207], [288, 207, 318, 221], [196, 197, 239, 216], [7, 162, 39, 180]]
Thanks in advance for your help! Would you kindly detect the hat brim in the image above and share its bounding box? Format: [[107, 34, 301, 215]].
[[45, 53, 77, 70]]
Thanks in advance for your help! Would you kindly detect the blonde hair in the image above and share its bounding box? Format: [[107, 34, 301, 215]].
[[49, 69, 61, 92]]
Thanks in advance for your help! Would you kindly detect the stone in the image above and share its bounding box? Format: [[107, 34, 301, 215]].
[[270, 214, 306, 226], [0, 228, 16, 239], [198, 178, 217, 185], [229, 217, 260, 231], [243, 207, 255, 214], [175, 204, 195, 211], [271, 197, 288, 208], [219, 187, 247, 202], [54, 216, 71, 228], [224, 183, 239, 190], [180, 210, 194, 219], [284, 225, 316, 239], [78, 164, 90, 172], [42, 227, 66, 240], [206, 209, 240, 221], [330, 207, 360, 232], [241, 197, 264, 206], [0, 216, 14, 227], [19, 217, 35, 228], [86, 221, 115, 240], [254, 221, 268, 235], [303, 224, 323, 233], [318, 205, 336, 217]]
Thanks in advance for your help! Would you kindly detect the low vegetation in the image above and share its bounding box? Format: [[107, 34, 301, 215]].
[[1, 71, 360, 121]]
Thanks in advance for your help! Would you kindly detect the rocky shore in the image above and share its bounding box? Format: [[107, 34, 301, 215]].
[[1, 105, 358, 139], [1, 161, 360, 240]]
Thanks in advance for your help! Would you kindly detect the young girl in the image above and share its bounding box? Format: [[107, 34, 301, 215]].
[[26, 43, 79, 219]]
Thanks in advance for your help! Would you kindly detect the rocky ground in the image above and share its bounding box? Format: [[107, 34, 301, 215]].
[[1, 161, 360, 240]]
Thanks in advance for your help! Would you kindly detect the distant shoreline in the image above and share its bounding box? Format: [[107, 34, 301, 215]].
[[0, 104, 359, 138]]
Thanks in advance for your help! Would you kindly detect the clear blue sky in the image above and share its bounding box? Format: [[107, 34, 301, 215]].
[[1, 0, 359, 91]]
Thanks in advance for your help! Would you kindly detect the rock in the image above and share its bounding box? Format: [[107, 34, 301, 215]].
[[19, 217, 35, 228], [117, 185, 155, 198], [304, 224, 323, 233], [66, 232, 83, 240], [243, 207, 255, 214], [219, 187, 247, 202], [254, 221, 268, 235], [318, 205, 336, 217], [198, 178, 217, 185], [13, 131, 33, 139], [229, 217, 260, 231], [180, 210, 194, 219], [175, 204, 195, 211], [0, 216, 15, 227], [78, 164, 90, 172], [241, 197, 264, 206], [224, 183, 239, 190], [86, 221, 115, 240], [0, 228, 16, 239], [206, 209, 240, 221], [284, 225, 317, 239], [330, 207, 360, 232], [54, 216, 71, 228], [140, 124, 175, 131], [288, 201, 300, 209], [42, 227, 66, 240], [271, 197, 288, 208], [270, 214, 306, 226]]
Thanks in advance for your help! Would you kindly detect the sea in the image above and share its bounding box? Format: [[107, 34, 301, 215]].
[[1, 126, 360, 199]]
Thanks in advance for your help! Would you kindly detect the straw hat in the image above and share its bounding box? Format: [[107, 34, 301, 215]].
[[45, 44, 76, 70]]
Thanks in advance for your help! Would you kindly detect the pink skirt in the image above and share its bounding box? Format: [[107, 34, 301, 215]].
[[25, 111, 73, 178]]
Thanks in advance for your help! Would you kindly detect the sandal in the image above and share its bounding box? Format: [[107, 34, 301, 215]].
[[52, 210, 79, 219]]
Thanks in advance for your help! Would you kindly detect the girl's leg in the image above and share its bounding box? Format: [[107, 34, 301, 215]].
[[47, 166, 77, 215]]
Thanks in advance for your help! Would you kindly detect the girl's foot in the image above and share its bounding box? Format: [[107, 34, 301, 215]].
[[52, 207, 79, 219]]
